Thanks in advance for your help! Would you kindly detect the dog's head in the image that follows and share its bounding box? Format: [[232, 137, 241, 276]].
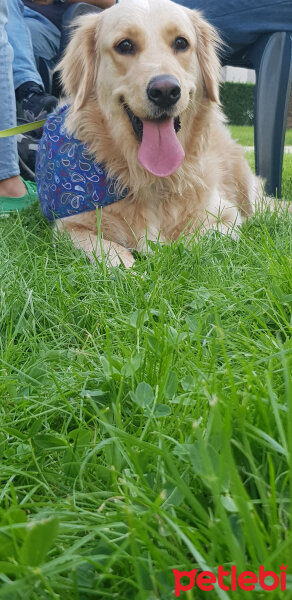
[[60, 0, 221, 178]]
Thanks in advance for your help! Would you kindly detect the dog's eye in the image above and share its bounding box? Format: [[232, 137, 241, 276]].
[[115, 39, 136, 55], [173, 37, 189, 52]]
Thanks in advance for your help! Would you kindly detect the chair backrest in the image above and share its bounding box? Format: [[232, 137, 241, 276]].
[[59, 3, 103, 57], [37, 57, 52, 94]]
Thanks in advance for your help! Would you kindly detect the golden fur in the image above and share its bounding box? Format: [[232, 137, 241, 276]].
[[55, 0, 275, 267]]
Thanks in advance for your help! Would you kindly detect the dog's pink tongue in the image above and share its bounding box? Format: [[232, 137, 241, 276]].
[[138, 118, 184, 177]]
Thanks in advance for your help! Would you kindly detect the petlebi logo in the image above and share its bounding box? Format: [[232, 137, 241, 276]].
[[173, 564, 288, 596]]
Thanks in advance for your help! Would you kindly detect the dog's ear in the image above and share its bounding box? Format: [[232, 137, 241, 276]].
[[58, 14, 102, 111], [190, 11, 221, 103]]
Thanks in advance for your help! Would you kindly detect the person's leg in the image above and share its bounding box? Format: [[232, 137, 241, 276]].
[[174, 0, 292, 56], [0, 0, 37, 207], [0, 0, 23, 193], [6, 0, 58, 122], [6, 0, 43, 89], [23, 7, 61, 71]]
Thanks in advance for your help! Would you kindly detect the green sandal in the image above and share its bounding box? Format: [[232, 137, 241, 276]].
[[0, 178, 38, 213]]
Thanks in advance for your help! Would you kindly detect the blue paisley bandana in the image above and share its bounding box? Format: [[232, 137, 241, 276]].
[[36, 104, 127, 221]]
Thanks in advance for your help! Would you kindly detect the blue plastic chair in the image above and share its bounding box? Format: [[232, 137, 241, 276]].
[[59, 2, 103, 56], [37, 3, 102, 96], [223, 32, 292, 198]]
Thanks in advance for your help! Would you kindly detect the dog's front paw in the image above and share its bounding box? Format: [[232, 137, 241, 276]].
[[95, 240, 136, 269], [108, 247, 136, 269]]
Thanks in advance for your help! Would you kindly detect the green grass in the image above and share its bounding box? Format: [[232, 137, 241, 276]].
[[244, 152, 292, 200], [229, 126, 292, 199], [230, 126, 292, 148], [0, 163, 292, 599]]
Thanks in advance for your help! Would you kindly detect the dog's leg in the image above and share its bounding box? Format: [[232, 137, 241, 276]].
[[55, 221, 135, 268], [199, 192, 244, 239]]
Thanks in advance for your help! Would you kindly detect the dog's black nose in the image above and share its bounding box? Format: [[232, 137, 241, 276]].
[[147, 75, 181, 109]]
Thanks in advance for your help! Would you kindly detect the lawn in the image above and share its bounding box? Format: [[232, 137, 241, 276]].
[[230, 126, 292, 148], [0, 139, 292, 599], [230, 126, 292, 200]]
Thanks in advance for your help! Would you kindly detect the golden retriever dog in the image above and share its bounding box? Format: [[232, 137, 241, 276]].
[[38, 0, 281, 268]]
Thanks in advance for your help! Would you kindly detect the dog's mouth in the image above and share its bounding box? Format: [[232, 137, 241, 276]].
[[124, 104, 181, 142], [123, 104, 184, 178]]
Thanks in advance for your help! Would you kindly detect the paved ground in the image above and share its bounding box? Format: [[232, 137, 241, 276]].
[[244, 146, 292, 154]]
